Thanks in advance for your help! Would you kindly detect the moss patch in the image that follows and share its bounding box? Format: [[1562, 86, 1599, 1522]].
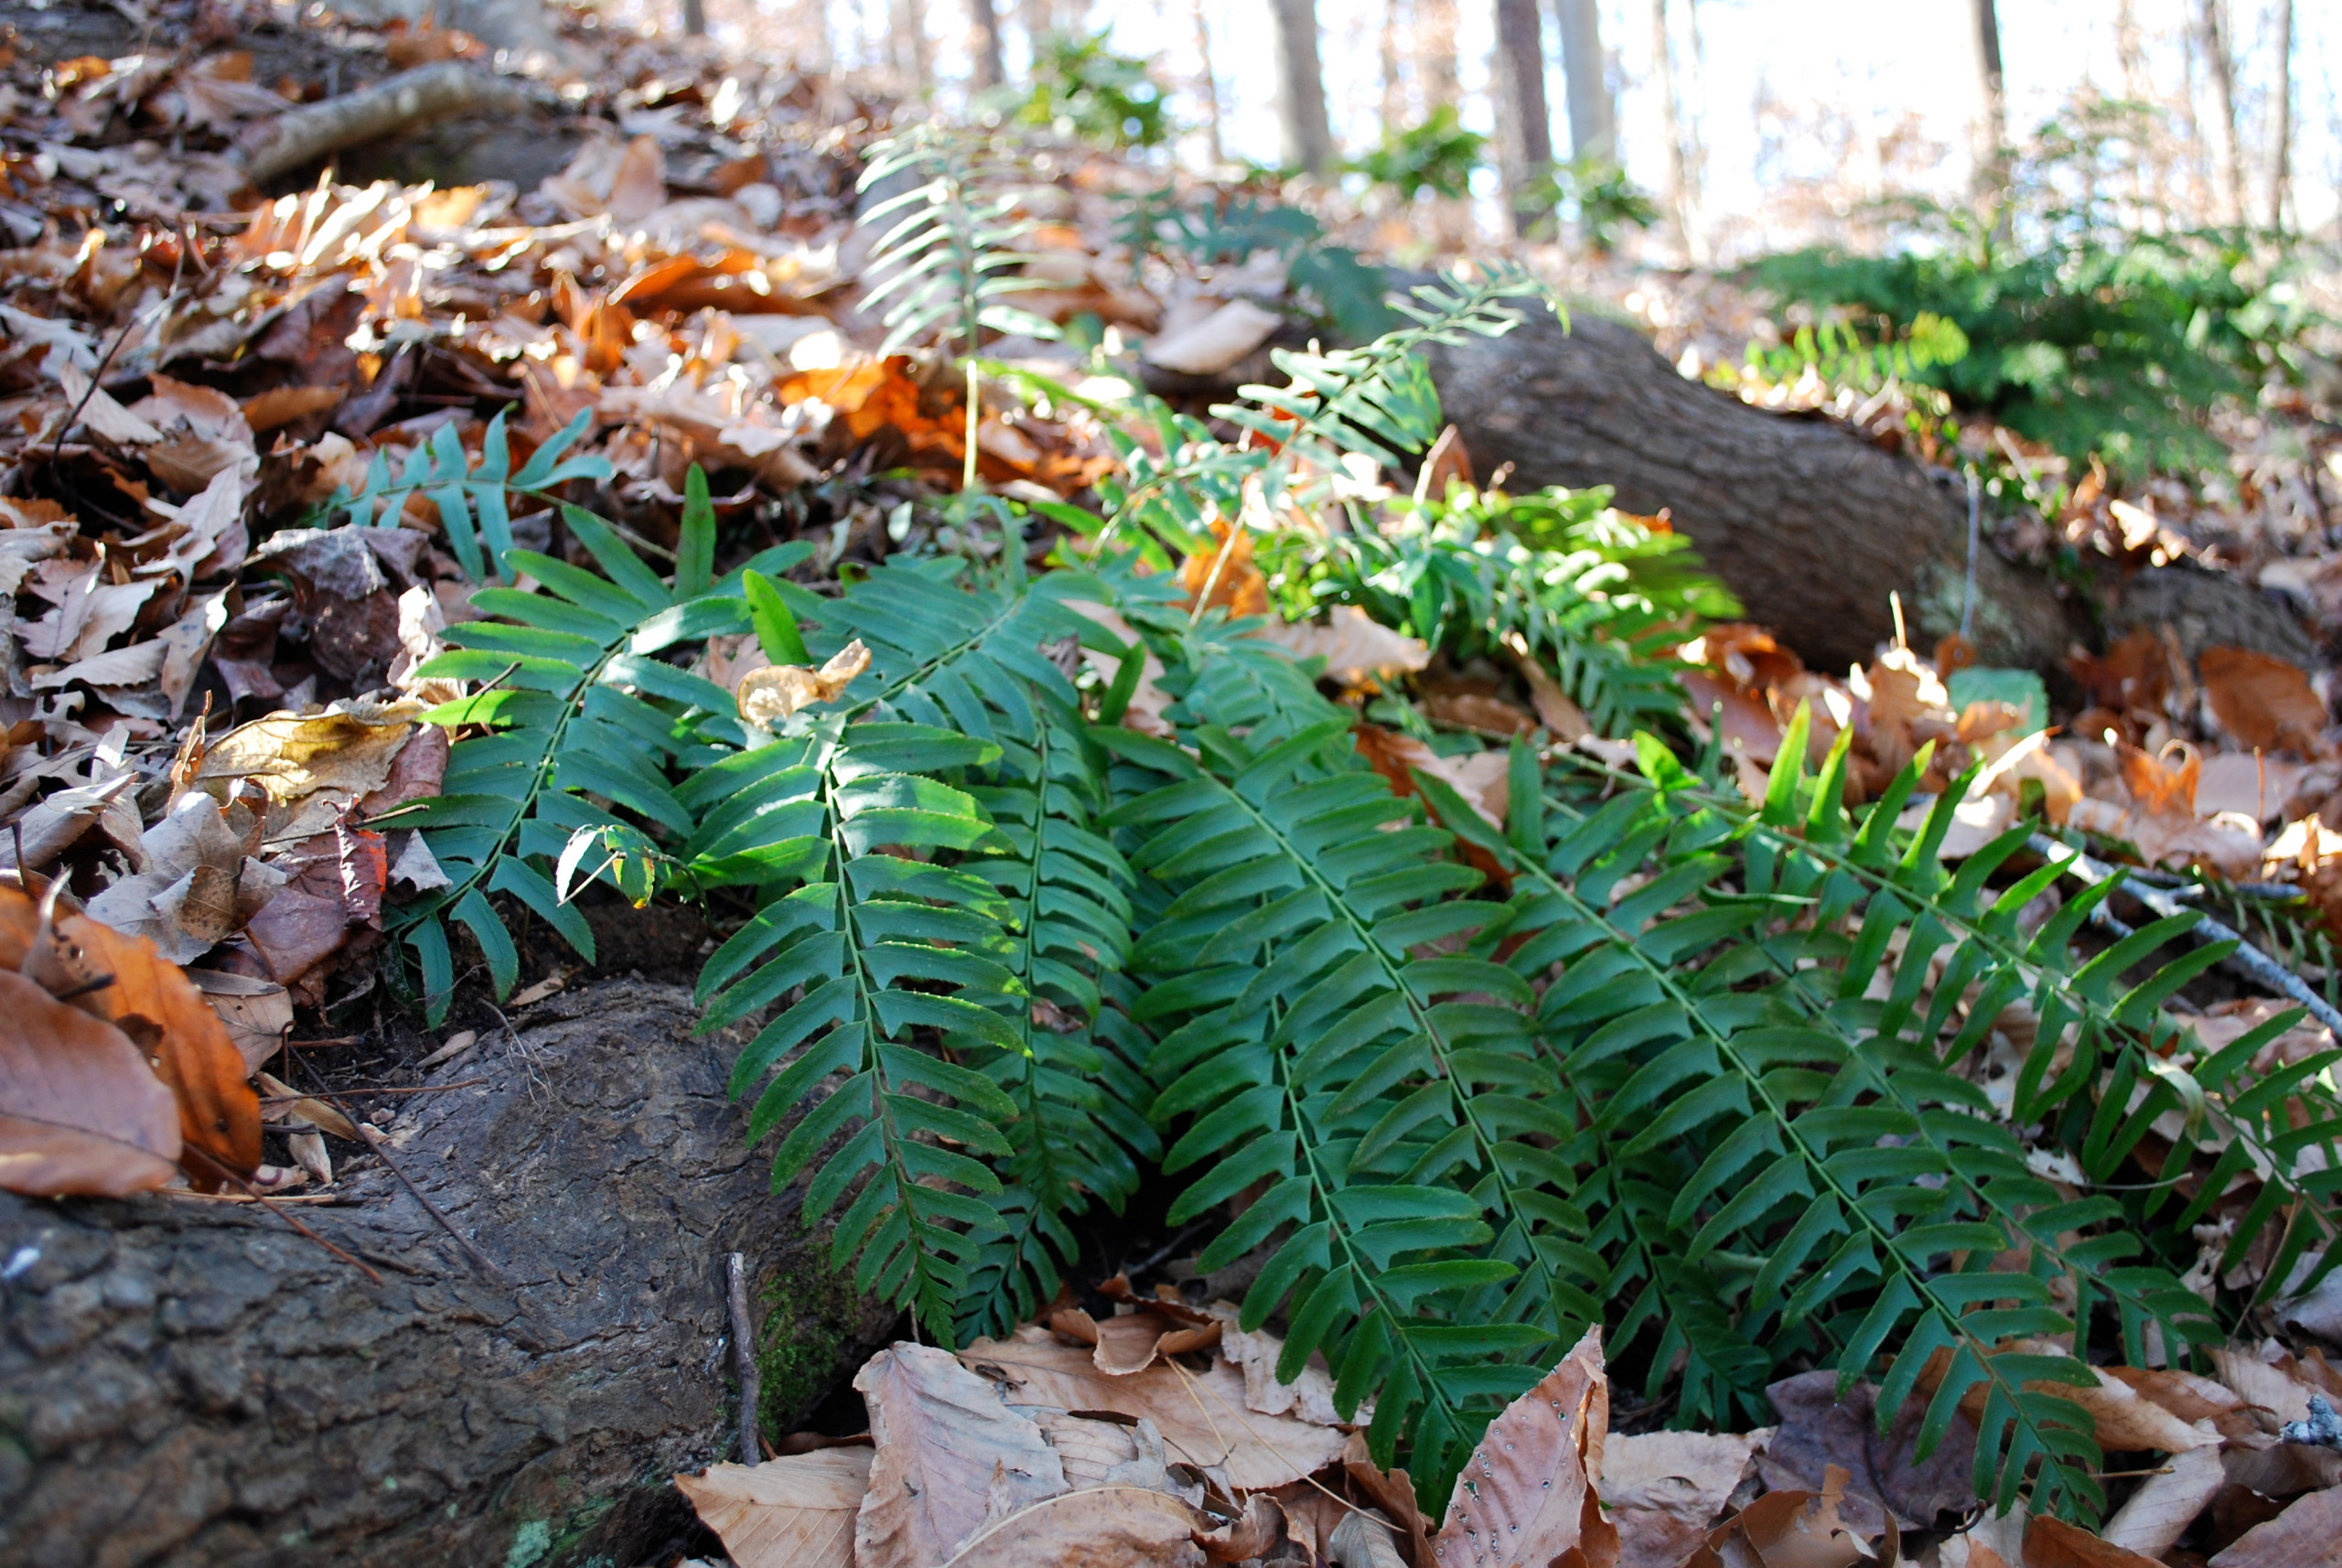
[[755, 1261, 860, 1440]]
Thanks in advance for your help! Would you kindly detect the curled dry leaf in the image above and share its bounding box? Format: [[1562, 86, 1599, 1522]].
[[855, 1343, 1067, 1568], [1327, 1510, 1413, 1568], [738, 639, 871, 729], [0, 967, 180, 1197], [940, 1485, 1209, 1568], [1602, 1430, 1771, 1568], [1431, 1326, 1617, 1568], [188, 969, 294, 1073], [1760, 1371, 1975, 1533], [1195, 1493, 1288, 1563], [1691, 1466, 1897, 1568], [1046, 1304, 1220, 1374], [1142, 299, 1283, 378], [959, 1326, 1348, 1490], [677, 1448, 873, 1568]]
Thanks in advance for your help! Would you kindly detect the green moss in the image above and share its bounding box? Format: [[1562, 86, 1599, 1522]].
[[501, 1520, 552, 1568], [754, 1263, 859, 1442]]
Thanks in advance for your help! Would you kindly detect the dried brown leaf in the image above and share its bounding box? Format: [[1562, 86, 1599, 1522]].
[[0, 967, 180, 1197], [1252, 607, 1430, 687], [677, 1448, 873, 1568], [2100, 1444, 2224, 1557], [1195, 1494, 1287, 1562], [2207, 1481, 2342, 1567], [737, 639, 871, 728], [940, 1485, 1208, 1568], [2201, 646, 2328, 754], [1604, 1430, 1770, 1568], [1431, 1326, 1617, 1568], [2023, 1515, 2162, 1568], [1692, 1466, 1896, 1568], [959, 1327, 1348, 1490], [855, 1343, 1067, 1568]]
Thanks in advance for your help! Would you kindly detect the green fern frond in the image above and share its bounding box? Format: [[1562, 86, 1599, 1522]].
[[1097, 677, 1603, 1499], [857, 126, 1058, 358], [682, 559, 1158, 1338], [1415, 726, 2221, 1521], [385, 496, 807, 1024], [315, 408, 612, 584]]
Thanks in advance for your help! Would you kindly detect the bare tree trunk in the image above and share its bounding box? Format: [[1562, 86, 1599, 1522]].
[[2192, 0, 2245, 223], [970, 0, 1005, 87], [2267, 0, 2294, 229], [1380, 0, 1407, 134], [1270, 0, 1336, 177], [1491, 0, 1555, 235], [1650, 0, 1702, 263], [1967, 0, 2009, 232], [1552, 0, 1613, 164], [1193, 0, 1224, 166], [1021, 0, 1058, 63], [1418, 0, 1461, 107], [1423, 310, 2315, 674], [894, 0, 932, 91], [682, 0, 706, 37]]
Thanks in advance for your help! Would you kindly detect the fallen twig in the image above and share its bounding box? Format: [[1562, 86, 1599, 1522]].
[[356, 1121, 510, 1283], [725, 1251, 763, 1463], [2033, 833, 2342, 1035]]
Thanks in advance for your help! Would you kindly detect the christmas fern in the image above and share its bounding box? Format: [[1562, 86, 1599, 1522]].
[[381, 249, 2339, 1525]]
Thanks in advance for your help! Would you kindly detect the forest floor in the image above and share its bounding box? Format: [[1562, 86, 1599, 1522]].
[[5, 1, 2342, 1565]]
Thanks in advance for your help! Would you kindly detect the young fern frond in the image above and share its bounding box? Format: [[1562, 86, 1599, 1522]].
[[1100, 268, 1552, 559], [857, 126, 1058, 358], [314, 408, 610, 585], [384, 488, 804, 1023]]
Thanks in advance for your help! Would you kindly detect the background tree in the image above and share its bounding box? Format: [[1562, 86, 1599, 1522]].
[[1966, 0, 2009, 226], [2191, 0, 2244, 222], [1490, 0, 1555, 234], [1271, 0, 1336, 177], [971, 0, 1006, 88], [2266, 0, 2293, 228], [1553, 0, 1614, 165]]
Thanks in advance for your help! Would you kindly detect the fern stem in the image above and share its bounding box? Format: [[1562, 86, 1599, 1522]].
[[963, 359, 982, 496]]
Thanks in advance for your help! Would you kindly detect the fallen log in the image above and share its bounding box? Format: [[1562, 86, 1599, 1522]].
[[0, 979, 894, 1568], [1425, 307, 2313, 674], [238, 62, 533, 187]]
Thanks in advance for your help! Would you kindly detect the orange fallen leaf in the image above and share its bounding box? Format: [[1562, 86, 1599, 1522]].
[[2025, 1515, 2163, 1568], [1178, 521, 1268, 618], [0, 967, 180, 1197]]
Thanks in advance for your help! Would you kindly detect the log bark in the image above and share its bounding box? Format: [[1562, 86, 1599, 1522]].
[[0, 979, 895, 1568], [1425, 307, 2313, 674]]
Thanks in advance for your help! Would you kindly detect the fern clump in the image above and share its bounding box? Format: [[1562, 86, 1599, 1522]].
[[383, 248, 2335, 1524]]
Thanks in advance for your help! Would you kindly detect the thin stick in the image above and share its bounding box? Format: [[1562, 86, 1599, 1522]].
[[962, 359, 982, 495], [2033, 833, 2342, 1035], [726, 1251, 764, 1463], [272, 1078, 486, 1103], [356, 1122, 510, 1283], [181, 1146, 381, 1284]]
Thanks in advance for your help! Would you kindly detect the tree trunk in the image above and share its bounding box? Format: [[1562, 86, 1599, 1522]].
[[1423, 309, 2314, 674], [1966, 0, 2009, 231], [1380, 0, 1406, 133], [1270, 0, 1337, 177], [1193, 0, 1225, 166], [971, 0, 1006, 88], [0, 980, 897, 1568], [1490, 0, 1555, 235], [682, 0, 706, 38], [1552, 0, 1612, 165], [894, 0, 932, 91], [2192, 0, 2245, 224], [2267, 0, 2293, 230], [1650, 0, 1702, 263], [1416, 0, 1461, 109]]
